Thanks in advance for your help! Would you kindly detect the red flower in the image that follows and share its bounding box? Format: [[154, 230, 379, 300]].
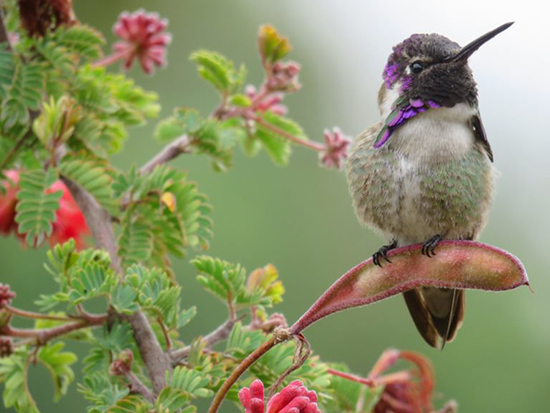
[[0, 170, 90, 249], [370, 350, 434, 413], [239, 379, 321, 413], [0, 170, 19, 235], [112, 9, 172, 74], [46, 181, 90, 249], [319, 128, 352, 170]]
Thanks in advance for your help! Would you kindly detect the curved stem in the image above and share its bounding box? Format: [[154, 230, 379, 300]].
[[208, 335, 278, 413], [92, 50, 129, 68], [5, 305, 75, 321], [253, 116, 325, 152]]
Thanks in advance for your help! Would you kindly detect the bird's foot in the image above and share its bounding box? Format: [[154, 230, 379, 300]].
[[422, 235, 442, 257], [373, 239, 397, 267]]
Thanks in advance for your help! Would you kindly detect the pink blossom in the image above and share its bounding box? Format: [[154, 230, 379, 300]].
[[267, 61, 302, 92], [319, 128, 352, 169], [245, 85, 288, 116], [112, 9, 172, 74], [239, 379, 321, 413]]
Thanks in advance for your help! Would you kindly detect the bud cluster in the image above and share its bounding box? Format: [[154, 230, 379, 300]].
[[0, 284, 15, 309]]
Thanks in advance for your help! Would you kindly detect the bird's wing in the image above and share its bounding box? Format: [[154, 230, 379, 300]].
[[470, 111, 494, 162]]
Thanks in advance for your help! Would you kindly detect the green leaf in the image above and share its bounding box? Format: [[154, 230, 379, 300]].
[[190, 50, 245, 94], [55, 24, 105, 61], [110, 284, 139, 314], [126, 265, 182, 328], [118, 217, 154, 268], [15, 168, 61, 246], [258, 25, 292, 63], [0, 43, 15, 100], [67, 262, 115, 306], [192, 256, 247, 306], [155, 108, 203, 143], [169, 366, 213, 399], [33, 95, 82, 149], [0, 348, 39, 413], [155, 388, 193, 412], [58, 154, 119, 216], [108, 395, 150, 413], [78, 373, 130, 410], [255, 126, 291, 166], [1, 61, 44, 128], [37, 342, 77, 401]]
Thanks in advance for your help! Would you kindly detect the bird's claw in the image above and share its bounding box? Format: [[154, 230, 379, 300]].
[[372, 240, 397, 267], [421, 235, 442, 257]]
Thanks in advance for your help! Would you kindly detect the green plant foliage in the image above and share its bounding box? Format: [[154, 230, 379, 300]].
[[1, 61, 44, 128], [169, 366, 213, 398], [15, 168, 62, 246], [58, 154, 119, 216], [107, 395, 150, 413], [115, 166, 212, 270], [0, 43, 15, 100], [70, 65, 159, 155], [190, 50, 246, 94], [126, 265, 185, 328], [258, 25, 292, 64], [193, 256, 248, 308], [155, 388, 196, 412], [37, 342, 78, 402], [0, 348, 39, 413], [78, 374, 130, 412], [54, 25, 105, 61], [33, 95, 82, 149]]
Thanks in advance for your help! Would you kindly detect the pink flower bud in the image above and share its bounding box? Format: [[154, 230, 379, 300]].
[[0, 284, 16, 309], [112, 9, 172, 74], [0, 336, 13, 358], [319, 128, 352, 170], [267, 61, 302, 92]]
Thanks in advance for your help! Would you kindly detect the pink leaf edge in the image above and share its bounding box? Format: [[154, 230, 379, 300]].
[[290, 240, 528, 334]]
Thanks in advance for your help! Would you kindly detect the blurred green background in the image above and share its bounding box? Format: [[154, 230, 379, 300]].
[[2, 0, 549, 411]]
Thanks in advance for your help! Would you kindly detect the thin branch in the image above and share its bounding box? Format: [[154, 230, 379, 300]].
[[62, 176, 171, 394], [5, 305, 75, 322], [170, 318, 235, 363], [253, 116, 325, 151], [140, 135, 192, 174], [1, 316, 106, 344], [125, 370, 156, 403], [208, 335, 278, 413], [128, 311, 171, 394], [61, 177, 122, 272]]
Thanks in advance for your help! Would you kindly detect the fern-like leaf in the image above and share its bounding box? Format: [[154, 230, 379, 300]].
[[0, 43, 15, 100], [58, 155, 119, 216], [15, 168, 62, 246]]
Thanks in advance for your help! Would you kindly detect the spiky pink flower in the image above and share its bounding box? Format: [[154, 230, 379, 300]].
[[111, 9, 172, 74], [0, 284, 16, 309], [245, 85, 288, 116], [267, 61, 302, 92], [319, 128, 352, 169], [239, 379, 321, 413]]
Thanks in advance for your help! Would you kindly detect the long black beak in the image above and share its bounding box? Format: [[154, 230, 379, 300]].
[[448, 22, 514, 62]]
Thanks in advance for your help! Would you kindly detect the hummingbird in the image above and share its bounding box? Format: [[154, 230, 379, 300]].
[[345, 22, 513, 349]]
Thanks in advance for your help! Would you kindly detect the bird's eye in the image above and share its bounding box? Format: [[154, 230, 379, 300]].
[[410, 62, 424, 74]]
